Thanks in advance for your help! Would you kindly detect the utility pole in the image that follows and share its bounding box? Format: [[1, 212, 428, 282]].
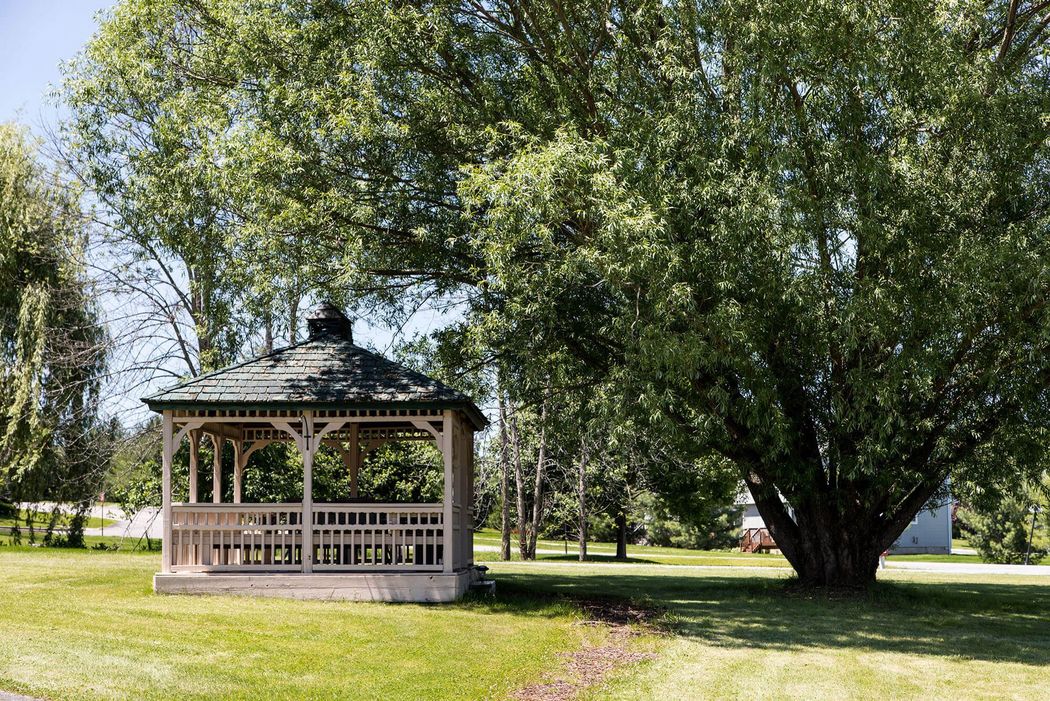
[[1024, 505, 1040, 566]]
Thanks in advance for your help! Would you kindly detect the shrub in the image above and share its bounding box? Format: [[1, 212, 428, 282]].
[[959, 495, 1048, 564]]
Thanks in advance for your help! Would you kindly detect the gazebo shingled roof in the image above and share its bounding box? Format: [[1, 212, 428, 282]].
[[142, 303, 486, 430]]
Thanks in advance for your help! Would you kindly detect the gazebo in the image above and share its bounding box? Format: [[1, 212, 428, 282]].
[[143, 303, 486, 602]]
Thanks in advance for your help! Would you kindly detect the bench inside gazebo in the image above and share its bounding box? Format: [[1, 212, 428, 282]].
[[144, 304, 486, 602]]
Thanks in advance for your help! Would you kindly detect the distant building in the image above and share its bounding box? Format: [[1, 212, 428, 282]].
[[738, 485, 953, 555], [736, 491, 786, 553], [888, 497, 953, 555]]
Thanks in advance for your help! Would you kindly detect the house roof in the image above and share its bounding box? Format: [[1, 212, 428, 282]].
[[142, 304, 487, 430]]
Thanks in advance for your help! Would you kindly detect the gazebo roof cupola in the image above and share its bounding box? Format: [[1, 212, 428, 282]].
[[142, 303, 486, 429], [307, 302, 353, 341]]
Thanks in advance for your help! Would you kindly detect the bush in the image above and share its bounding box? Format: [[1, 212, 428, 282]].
[[958, 493, 1048, 565], [641, 493, 741, 551]]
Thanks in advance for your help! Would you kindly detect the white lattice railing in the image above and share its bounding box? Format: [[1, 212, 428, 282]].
[[312, 504, 444, 571], [171, 504, 303, 572], [169, 503, 445, 572]]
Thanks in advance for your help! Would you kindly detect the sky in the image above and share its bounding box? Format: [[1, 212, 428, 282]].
[[0, 1, 114, 128]]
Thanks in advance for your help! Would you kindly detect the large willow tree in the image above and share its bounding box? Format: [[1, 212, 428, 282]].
[[65, 1, 1050, 585], [0, 124, 107, 504]]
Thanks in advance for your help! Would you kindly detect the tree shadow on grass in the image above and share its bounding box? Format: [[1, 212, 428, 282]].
[[475, 552, 662, 565], [452, 587, 586, 621], [480, 568, 1050, 666], [536, 553, 662, 564]]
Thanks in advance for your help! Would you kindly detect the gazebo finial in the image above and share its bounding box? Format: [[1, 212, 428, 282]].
[[307, 301, 352, 340]]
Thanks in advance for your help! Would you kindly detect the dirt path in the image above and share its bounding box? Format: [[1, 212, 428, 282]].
[[510, 600, 662, 701]]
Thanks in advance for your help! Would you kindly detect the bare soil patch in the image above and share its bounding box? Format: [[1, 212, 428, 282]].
[[509, 598, 663, 701]]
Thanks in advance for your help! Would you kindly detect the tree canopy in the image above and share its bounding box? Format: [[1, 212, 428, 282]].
[[64, 0, 1050, 585], [0, 123, 108, 506]]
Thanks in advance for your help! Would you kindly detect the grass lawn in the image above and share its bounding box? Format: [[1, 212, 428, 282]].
[[487, 562, 1050, 700], [475, 528, 1050, 566], [0, 547, 601, 701], [0, 509, 118, 531], [889, 547, 1050, 565], [891, 552, 1050, 565], [0, 534, 160, 552], [1, 547, 1048, 700], [474, 528, 790, 567]]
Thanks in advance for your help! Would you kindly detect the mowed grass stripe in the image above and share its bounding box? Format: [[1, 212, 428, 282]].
[[0, 548, 598, 701]]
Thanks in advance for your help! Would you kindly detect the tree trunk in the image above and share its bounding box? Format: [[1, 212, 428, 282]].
[[498, 395, 511, 561], [782, 522, 882, 588], [615, 510, 627, 560], [577, 447, 589, 562], [263, 311, 274, 354], [190, 284, 214, 373], [746, 479, 929, 588], [509, 407, 530, 560], [527, 397, 549, 560], [288, 293, 300, 343]]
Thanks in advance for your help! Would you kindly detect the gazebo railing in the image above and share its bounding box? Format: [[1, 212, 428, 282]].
[[169, 503, 445, 572], [171, 504, 303, 572], [313, 504, 444, 571]]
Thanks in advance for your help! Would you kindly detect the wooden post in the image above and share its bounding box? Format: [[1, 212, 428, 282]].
[[188, 429, 199, 503], [442, 410, 453, 573], [463, 422, 474, 568], [349, 422, 360, 499], [454, 417, 464, 570], [302, 411, 315, 574], [233, 441, 244, 504], [211, 434, 223, 504], [161, 411, 173, 574]]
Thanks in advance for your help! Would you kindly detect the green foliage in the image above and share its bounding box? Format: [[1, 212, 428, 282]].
[[0, 122, 109, 507], [107, 419, 444, 509], [358, 443, 444, 504], [63, 1, 1050, 583], [638, 492, 742, 551], [239, 441, 443, 504], [42, 507, 89, 549], [60, 5, 249, 371], [958, 473, 1049, 564]]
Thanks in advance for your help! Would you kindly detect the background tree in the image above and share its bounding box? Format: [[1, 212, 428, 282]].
[[60, 19, 246, 379], [0, 122, 109, 537], [956, 455, 1050, 564], [958, 492, 1048, 565], [637, 445, 743, 551]]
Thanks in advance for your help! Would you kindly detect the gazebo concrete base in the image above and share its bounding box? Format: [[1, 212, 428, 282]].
[[154, 569, 476, 602]]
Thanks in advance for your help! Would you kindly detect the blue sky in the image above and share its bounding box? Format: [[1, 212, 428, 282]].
[[0, 1, 113, 127]]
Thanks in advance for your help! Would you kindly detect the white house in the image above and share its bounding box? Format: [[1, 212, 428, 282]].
[[889, 497, 953, 555]]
